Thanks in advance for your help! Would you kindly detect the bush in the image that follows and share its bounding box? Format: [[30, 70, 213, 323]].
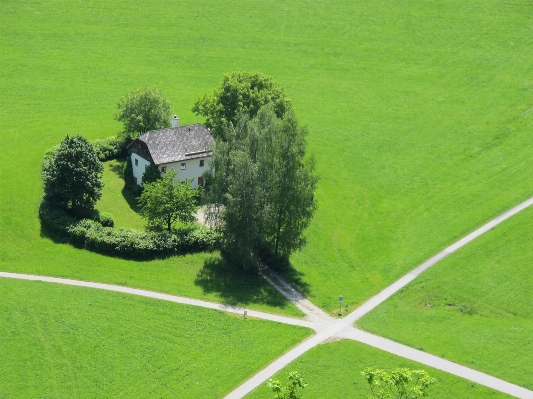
[[123, 156, 142, 196], [99, 212, 115, 227], [93, 135, 129, 161], [40, 201, 221, 259]]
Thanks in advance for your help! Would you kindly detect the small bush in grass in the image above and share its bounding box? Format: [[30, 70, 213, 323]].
[[99, 212, 115, 227]]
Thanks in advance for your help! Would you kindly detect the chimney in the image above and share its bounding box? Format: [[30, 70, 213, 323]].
[[172, 115, 180, 128]]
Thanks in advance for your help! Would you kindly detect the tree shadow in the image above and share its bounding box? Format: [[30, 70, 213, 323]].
[[109, 158, 126, 178], [194, 255, 292, 309], [121, 187, 141, 214], [275, 262, 311, 297]]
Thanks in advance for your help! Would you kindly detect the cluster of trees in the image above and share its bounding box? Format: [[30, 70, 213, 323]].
[[193, 72, 317, 270], [267, 368, 437, 399]]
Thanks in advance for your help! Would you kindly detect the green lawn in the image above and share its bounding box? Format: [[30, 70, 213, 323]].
[[1, 0, 533, 316], [358, 205, 533, 389], [97, 159, 146, 230], [0, 278, 310, 398], [245, 340, 512, 399]]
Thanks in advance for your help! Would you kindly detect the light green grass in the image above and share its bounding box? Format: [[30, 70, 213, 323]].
[[0, 278, 311, 398], [245, 340, 512, 399], [358, 205, 533, 389], [97, 159, 145, 230], [1, 0, 533, 313]]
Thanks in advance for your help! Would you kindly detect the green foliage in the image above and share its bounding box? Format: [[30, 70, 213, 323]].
[[138, 170, 197, 232], [93, 135, 128, 161], [39, 202, 220, 259], [123, 156, 142, 196], [141, 163, 161, 185], [267, 371, 308, 399], [361, 368, 437, 399], [42, 135, 104, 217], [192, 71, 293, 141], [204, 105, 317, 269], [115, 87, 172, 137]]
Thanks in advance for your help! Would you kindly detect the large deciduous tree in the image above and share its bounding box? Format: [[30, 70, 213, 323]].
[[192, 72, 293, 141], [138, 170, 197, 232], [204, 105, 317, 269], [115, 87, 172, 138], [42, 135, 104, 217]]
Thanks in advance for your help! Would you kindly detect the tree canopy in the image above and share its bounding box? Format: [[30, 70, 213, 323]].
[[138, 170, 197, 232], [115, 87, 172, 137], [42, 135, 104, 217], [361, 368, 437, 399], [204, 105, 317, 269], [192, 72, 293, 141]]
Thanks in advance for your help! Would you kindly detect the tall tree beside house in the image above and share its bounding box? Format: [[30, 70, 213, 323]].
[[204, 105, 317, 269], [192, 72, 293, 141], [115, 87, 172, 138], [138, 170, 197, 232], [42, 135, 104, 217]]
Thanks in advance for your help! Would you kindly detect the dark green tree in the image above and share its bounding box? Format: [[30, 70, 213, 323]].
[[192, 72, 293, 141], [42, 135, 104, 217], [141, 164, 162, 185], [138, 170, 197, 232], [203, 105, 317, 269], [115, 87, 172, 138]]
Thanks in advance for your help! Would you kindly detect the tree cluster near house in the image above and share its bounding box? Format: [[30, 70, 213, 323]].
[[203, 104, 318, 270]]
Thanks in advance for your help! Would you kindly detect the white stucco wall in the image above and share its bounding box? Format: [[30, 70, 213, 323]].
[[131, 153, 152, 185], [159, 156, 210, 188]]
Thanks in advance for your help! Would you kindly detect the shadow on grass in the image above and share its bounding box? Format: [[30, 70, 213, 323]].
[[277, 263, 311, 297], [109, 158, 126, 178], [121, 187, 141, 214], [194, 255, 291, 309]]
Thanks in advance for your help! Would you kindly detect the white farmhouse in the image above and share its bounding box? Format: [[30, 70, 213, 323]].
[[127, 115, 214, 188]]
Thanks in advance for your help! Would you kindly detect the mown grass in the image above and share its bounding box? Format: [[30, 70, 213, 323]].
[[358, 205, 533, 389], [0, 278, 311, 398], [1, 0, 533, 316], [245, 340, 512, 399]]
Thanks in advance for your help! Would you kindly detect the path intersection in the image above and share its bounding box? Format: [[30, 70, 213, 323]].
[[2, 196, 533, 398]]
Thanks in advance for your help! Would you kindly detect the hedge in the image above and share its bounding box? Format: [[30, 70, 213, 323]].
[[39, 201, 221, 260]]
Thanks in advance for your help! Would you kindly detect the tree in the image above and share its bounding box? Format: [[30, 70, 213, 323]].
[[42, 135, 104, 217], [115, 87, 172, 138], [361, 368, 437, 399], [203, 105, 317, 269], [192, 72, 293, 141], [138, 170, 197, 232], [267, 371, 307, 399], [141, 163, 161, 186]]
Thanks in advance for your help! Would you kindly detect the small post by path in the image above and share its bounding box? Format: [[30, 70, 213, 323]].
[[338, 295, 343, 316]]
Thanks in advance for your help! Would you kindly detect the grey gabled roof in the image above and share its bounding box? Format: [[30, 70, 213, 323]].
[[136, 123, 214, 165]]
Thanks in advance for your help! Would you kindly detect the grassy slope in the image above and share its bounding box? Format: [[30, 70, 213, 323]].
[[245, 340, 512, 399], [1, 0, 533, 314], [0, 278, 310, 398], [358, 205, 533, 389]]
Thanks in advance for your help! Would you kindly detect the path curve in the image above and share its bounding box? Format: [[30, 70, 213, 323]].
[[0, 272, 319, 331]]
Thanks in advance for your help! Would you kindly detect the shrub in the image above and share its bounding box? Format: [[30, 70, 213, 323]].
[[99, 212, 115, 227], [123, 156, 142, 196], [40, 202, 221, 259], [93, 135, 130, 161]]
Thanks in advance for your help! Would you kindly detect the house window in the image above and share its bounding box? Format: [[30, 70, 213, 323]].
[[181, 163, 186, 170], [134, 158, 138, 166], [199, 159, 205, 167], [161, 166, 166, 173]]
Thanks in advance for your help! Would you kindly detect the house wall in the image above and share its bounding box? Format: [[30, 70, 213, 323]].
[[159, 156, 210, 188], [131, 153, 151, 185]]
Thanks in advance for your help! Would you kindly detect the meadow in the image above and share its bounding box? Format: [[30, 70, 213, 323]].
[[1, 0, 533, 396], [0, 278, 310, 398], [358, 204, 533, 390], [245, 340, 512, 399]]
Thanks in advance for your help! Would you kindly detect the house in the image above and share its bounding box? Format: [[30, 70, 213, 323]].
[[127, 115, 214, 188]]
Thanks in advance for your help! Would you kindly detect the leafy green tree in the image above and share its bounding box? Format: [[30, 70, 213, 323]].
[[141, 163, 162, 185], [192, 71, 293, 141], [115, 87, 172, 138], [361, 368, 437, 399], [138, 170, 197, 232], [42, 135, 103, 217], [267, 371, 307, 399], [203, 105, 317, 269]]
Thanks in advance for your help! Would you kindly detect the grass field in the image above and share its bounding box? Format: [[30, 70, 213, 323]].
[[1, 0, 533, 314], [245, 340, 512, 399], [0, 278, 310, 398], [358, 204, 533, 390]]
